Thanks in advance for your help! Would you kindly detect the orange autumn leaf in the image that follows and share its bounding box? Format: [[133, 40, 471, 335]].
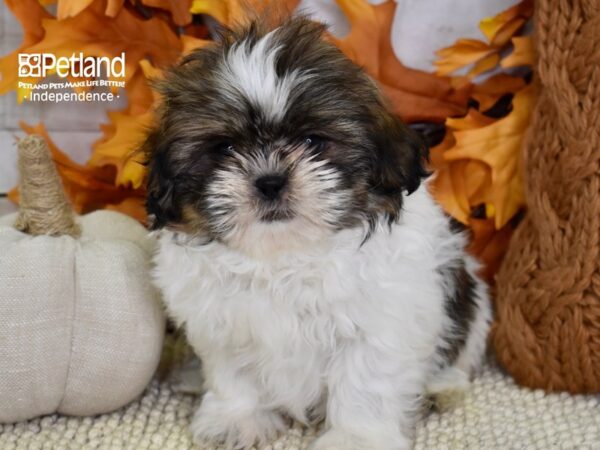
[[0, 0, 52, 101], [445, 86, 533, 228], [190, 0, 229, 24], [56, 0, 126, 19], [89, 64, 157, 188], [190, 0, 299, 28], [468, 52, 500, 79], [432, 85, 534, 229], [105, 0, 125, 17], [122, 63, 157, 113], [480, 0, 533, 44], [431, 157, 518, 286], [141, 0, 193, 26], [490, 16, 527, 47], [56, 0, 94, 19], [471, 73, 526, 111], [435, 0, 532, 79], [501, 36, 534, 69], [27, 1, 182, 87], [331, 0, 380, 75], [429, 0, 534, 281], [435, 39, 495, 76], [90, 110, 153, 188], [468, 217, 517, 285], [181, 35, 211, 55], [332, 0, 470, 123], [430, 126, 491, 224], [429, 113, 489, 224], [446, 108, 496, 130]]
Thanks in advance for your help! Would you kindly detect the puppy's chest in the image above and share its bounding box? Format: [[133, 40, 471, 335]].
[[199, 256, 360, 349], [155, 236, 368, 357]]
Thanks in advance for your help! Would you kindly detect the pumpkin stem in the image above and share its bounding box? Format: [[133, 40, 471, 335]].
[[14, 135, 81, 237]]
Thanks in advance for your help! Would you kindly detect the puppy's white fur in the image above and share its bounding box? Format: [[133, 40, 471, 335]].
[[219, 29, 309, 122], [153, 183, 491, 450]]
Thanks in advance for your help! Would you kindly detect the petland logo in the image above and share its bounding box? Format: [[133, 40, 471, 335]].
[[19, 52, 125, 78], [17, 52, 126, 102]]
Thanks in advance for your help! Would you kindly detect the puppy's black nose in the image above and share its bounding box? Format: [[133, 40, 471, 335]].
[[255, 175, 287, 200]]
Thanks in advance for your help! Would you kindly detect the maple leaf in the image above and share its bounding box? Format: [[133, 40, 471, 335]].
[[90, 109, 154, 189], [468, 217, 517, 285], [431, 85, 534, 231], [434, 0, 533, 79], [89, 61, 157, 189], [56, 0, 126, 19], [471, 73, 526, 111], [428, 0, 535, 282], [190, 0, 229, 24], [26, 1, 182, 86], [105, 0, 125, 17], [480, 1, 532, 46], [329, 0, 471, 123], [141, 0, 193, 26], [435, 39, 497, 77], [501, 36, 534, 69], [56, 0, 94, 18], [181, 34, 210, 54], [190, 0, 299, 27]]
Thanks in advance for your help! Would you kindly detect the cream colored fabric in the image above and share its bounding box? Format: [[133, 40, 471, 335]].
[[0, 211, 165, 423], [2, 364, 599, 449]]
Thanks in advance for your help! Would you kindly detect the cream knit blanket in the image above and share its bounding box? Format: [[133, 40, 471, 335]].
[[1, 364, 599, 450]]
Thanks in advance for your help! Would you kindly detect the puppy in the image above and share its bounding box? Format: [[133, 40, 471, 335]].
[[145, 16, 491, 450]]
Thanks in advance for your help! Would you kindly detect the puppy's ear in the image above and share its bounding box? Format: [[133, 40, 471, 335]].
[[369, 110, 429, 222], [145, 136, 181, 230]]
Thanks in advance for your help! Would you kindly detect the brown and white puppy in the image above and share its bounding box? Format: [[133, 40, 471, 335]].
[[145, 17, 490, 450]]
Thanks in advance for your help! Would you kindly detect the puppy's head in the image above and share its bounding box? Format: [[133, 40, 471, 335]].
[[145, 17, 428, 257]]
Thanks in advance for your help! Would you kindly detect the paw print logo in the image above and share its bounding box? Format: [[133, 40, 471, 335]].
[[18, 54, 42, 77]]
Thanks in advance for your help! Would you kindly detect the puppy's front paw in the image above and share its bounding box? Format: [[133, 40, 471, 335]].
[[170, 357, 204, 394], [309, 429, 409, 450], [426, 366, 470, 412], [191, 391, 285, 449]]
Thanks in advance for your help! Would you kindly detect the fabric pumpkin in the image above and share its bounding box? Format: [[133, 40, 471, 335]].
[[0, 135, 164, 423]]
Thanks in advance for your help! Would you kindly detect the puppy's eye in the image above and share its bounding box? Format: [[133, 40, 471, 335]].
[[212, 140, 235, 153], [303, 135, 327, 152]]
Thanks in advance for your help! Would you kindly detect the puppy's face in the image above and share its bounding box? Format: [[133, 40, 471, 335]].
[[145, 18, 427, 258]]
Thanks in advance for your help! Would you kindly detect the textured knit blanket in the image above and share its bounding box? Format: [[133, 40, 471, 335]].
[[1, 363, 599, 450]]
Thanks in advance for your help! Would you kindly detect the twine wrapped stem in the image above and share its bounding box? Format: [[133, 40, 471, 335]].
[[13, 135, 81, 237]]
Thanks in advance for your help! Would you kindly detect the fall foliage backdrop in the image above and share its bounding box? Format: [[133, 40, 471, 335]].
[[0, 0, 534, 283]]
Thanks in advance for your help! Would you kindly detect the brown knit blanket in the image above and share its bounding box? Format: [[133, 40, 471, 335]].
[[493, 0, 600, 393]]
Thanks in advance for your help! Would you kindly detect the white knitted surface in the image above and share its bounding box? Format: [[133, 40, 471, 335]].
[[1, 364, 600, 450]]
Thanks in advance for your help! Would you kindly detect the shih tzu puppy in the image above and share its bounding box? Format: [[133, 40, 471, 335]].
[[145, 16, 491, 450]]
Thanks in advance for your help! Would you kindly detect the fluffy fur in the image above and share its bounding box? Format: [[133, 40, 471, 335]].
[[146, 16, 491, 450]]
